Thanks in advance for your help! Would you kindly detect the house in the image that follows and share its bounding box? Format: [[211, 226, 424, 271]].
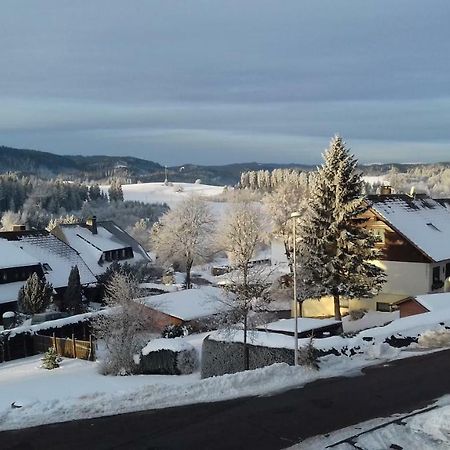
[[0, 230, 97, 320], [395, 292, 450, 318], [362, 193, 450, 311], [271, 193, 450, 317], [50, 217, 151, 277], [141, 286, 232, 332]]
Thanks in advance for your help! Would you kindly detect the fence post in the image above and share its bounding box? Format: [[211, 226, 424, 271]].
[[52, 332, 57, 354], [89, 335, 94, 361], [72, 334, 76, 359]]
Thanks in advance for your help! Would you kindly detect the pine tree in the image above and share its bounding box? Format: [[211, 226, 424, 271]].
[[18, 273, 53, 315], [41, 347, 62, 370], [89, 183, 102, 201], [62, 266, 83, 315], [298, 136, 385, 320]]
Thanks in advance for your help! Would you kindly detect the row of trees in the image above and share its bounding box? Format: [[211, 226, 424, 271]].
[[239, 168, 308, 191]]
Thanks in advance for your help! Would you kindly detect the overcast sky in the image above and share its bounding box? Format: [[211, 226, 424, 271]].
[[1, 1, 450, 165]]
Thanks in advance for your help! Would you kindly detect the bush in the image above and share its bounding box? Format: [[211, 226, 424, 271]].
[[418, 328, 450, 348], [41, 347, 62, 370], [161, 324, 189, 339], [298, 335, 320, 370], [348, 309, 367, 321]]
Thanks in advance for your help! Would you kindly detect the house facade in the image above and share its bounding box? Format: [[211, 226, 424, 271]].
[[270, 193, 450, 317]]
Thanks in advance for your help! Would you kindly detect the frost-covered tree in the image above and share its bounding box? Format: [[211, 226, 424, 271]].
[[93, 272, 153, 375], [298, 136, 385, 320], [0, 210, 23, 231], [108, 179, 124, 202], [17, 272, 53, 315], [88, 183, 103, 201], [264, 175, 309, 272], [62, 266, 83, 315], [217, 202, 272, 370], [151, 196, 215, 289]]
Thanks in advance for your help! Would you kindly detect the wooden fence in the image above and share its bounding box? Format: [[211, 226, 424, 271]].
[[34, 333, 95, 361]]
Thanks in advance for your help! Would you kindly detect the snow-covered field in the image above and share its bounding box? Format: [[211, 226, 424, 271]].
[[0, 337, 420, 432], [103, 182, 225, 208], [297, 396, 450, 449]]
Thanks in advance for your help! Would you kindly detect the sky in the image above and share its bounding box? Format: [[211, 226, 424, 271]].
[[1, 0, 450, 165]]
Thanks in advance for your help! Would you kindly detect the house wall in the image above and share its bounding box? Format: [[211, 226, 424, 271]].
[[271, 238, 288, 266], [142, 307, 183, 332]]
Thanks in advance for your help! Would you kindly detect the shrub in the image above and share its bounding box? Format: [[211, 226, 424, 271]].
[[41, 347, 62, 370], [349, 309, 367, 321], [161, 324, 189, 339], [298, 335, 320, 370]]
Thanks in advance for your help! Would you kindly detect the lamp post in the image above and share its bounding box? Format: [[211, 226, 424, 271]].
[[290, 211, 301, 366]]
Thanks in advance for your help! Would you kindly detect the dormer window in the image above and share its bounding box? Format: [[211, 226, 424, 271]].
[[42, 263, 52, 272]]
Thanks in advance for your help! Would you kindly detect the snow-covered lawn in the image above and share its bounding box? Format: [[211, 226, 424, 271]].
[[297, 395, 450, 449], [0, 338, 423, 432], [103, 182, 225, 208]]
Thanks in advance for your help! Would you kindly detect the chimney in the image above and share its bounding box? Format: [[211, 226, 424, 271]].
[[380, 185, 393, 195], [12, 224, 26, 232], [86, 216, 98, 235]]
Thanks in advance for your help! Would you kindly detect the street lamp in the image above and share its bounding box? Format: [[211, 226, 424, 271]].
[[290, 211, 301, 366]]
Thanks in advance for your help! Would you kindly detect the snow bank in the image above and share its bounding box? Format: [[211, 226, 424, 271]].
[[0, 352, 384, 432]]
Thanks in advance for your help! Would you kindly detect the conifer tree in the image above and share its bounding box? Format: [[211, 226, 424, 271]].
[[18, 273, 53, 315], [63, 266, 83, 315], [298, 136, 385, 320]]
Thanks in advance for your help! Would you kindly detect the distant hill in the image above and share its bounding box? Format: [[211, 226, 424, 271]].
[[1, 145, 449, 185]]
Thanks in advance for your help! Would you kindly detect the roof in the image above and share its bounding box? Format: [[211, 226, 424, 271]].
[[368, 194, 450, 262], [53, 221, 150, 276], [0, 239, 41, 270], [413, 293, 450, 312], [142, 286, 232, 321], [260, 318, 341, 335], [0, 280, 26, 305], [0, 231, 97, 288]]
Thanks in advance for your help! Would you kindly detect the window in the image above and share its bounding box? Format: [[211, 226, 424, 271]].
[[432, 266, 444, 290], [42, 263, 52, 272], [433, 267, 441, 283], [446, 263, 450, 279], [376, 302, 392, 312]]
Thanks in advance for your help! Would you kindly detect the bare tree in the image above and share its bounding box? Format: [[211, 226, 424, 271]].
[[264, 177, 309, 273], [151, 196, 215, 289], [93, 272, 153, 375], [217, 202, 272, 370]]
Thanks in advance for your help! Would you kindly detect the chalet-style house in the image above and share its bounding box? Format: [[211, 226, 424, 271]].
[[271, 192, 450, 317], [0, 229, 97, 319], [50, 217, 151, 276]]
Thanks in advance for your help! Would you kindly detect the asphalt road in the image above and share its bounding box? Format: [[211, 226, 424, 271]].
[[2, 349, 450, 450]]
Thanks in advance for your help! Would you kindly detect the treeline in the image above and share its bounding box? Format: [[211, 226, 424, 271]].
[[239, 168, 308, 191]]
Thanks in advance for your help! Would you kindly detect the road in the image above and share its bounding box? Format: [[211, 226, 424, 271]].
[[2, 349, 450, 450]]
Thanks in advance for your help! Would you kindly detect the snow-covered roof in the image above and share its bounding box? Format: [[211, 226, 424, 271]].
[[260, 318, 340, 334], [413, 293, 450, 312], [141, 337, 194, 355], [0, 232, 97, 288], [142, 286, 232, 321], [368, 194, 450, 262], [53, 221, 150, 276], [0, 239, 40, 270], [0, 280, 26, 305]]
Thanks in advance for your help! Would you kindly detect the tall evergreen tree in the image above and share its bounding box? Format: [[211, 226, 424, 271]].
[[63, 266, 83, 315], [18, 273, 53, 315], [298, 136, 385, 320]]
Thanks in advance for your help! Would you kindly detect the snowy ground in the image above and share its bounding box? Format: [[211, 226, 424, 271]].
[[103, 182, 225, 208], [0, 335, 429, 432], [296, 396, 450, 449]]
